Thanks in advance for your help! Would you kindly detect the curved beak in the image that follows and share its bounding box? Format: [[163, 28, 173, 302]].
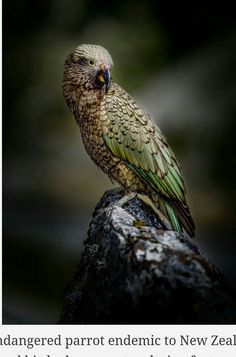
[[103, 68, 111, 92], [96, 67, 111, 92]]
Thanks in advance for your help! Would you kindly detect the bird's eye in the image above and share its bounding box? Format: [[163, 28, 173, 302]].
[[89, 59, 95, 66]]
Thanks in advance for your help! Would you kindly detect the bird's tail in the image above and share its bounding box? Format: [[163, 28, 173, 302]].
[[151, 193, 195, 238]]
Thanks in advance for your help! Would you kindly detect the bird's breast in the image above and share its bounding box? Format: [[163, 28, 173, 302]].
[[77, 98, 116, 171]]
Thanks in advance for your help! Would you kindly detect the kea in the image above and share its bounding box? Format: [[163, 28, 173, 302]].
[[63, 44, 195, 237]]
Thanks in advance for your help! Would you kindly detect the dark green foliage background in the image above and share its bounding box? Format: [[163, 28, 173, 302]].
[[3, 0, 236, 323]]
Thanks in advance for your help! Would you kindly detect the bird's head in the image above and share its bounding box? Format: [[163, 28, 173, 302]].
[[64, 44, 113, 93]]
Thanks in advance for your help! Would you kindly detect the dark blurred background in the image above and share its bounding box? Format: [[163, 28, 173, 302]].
[[3, 0, 236, 323]]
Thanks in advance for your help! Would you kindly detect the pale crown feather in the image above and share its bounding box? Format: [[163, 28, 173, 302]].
[[74, 44, 113, 68]]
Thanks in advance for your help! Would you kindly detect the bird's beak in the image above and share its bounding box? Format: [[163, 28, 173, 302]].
[[103, 68, 111, 92], [96, 67, 111, 92]]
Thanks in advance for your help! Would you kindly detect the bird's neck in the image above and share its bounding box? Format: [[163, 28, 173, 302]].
[[63, 82, 106, 125]]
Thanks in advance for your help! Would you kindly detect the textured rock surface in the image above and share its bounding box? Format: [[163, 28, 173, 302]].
[[59, 189, 236, 324]]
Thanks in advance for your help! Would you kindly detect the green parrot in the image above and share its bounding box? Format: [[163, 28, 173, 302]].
[[63, 44, 195, 237]]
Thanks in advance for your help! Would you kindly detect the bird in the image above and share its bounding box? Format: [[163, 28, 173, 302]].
[[63, 44, 195, 237]]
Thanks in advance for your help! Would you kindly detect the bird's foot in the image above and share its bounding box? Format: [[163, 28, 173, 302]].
[[115, 192, 137, 207], [112, 187, 125, 194]]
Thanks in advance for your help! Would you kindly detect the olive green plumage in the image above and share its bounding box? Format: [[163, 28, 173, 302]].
[[63, 44, 195, 237]]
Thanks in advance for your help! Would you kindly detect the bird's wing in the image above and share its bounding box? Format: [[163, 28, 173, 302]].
[[104, 91, 186, 203]]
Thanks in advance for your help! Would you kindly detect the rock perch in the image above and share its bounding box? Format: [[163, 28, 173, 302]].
[[59, 189, 236, 324]]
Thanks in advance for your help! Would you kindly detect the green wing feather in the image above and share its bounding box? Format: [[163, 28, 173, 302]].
[[104, 86, 195, 236]]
